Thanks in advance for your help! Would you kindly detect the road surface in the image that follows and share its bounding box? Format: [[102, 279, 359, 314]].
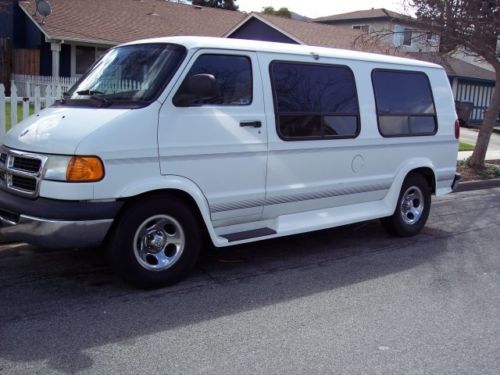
[[1, 188, 499, 374]]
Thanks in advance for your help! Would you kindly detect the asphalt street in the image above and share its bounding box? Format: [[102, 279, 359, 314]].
[[0, 188, 499, 374]]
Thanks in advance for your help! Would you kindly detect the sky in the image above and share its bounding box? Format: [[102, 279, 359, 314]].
[[236, 0, 408, 18]]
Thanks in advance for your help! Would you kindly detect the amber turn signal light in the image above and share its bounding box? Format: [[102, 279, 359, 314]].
[[66, 156, 104, 182]]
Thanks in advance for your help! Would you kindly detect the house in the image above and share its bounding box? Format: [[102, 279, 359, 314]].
[[0, 1, 496, 124], [1, 0, 376, 81], [2, 0, 246, 78], [314, 8, 440, 53]]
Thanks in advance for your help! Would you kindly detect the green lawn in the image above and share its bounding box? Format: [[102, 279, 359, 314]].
[[459, 142, 475, 151], [3, 102, 35, 131]]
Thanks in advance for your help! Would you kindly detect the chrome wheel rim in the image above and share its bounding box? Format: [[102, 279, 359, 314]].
[[133, 214, 185, 271], [400, 186, 424, 225]]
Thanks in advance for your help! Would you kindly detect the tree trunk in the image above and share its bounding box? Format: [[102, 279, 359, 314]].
[[469, 67, 500, 169]]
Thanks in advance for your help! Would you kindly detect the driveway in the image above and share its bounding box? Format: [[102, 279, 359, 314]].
[[1, 188, 499, 374]]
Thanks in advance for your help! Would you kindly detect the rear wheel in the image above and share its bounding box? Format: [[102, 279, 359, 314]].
[[381, 174, 431, 237], [108, 196, 201, 288]]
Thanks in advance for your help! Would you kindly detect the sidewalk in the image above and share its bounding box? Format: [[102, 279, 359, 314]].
[[458, 127, 500, 161]]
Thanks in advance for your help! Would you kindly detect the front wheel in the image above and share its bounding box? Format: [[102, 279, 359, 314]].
[[108, 196, 201, 289], [381, 174, 431, 237]]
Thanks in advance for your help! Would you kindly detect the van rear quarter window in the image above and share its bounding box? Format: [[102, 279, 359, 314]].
[[173, 54, 252, 106], [270, 62, 359, 140], [372, 69, 437, 137]]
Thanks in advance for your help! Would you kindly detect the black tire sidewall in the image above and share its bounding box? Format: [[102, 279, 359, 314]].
[[108, 196, 201, 288], [384, 174, 431, 237]]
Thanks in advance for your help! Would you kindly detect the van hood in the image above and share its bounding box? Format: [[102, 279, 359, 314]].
[[3, 106, 129, 155]]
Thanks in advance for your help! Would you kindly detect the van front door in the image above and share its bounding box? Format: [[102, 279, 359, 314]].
[[158, 51, 267, 223]]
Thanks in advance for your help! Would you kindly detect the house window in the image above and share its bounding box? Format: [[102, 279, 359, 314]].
[[352, 24, 370, 33], [270, 62, 359, 140], [403, 29, 413, 46], [426, 32, 435, 41], [75, 46, 95, 75], [372, 69, 437, 137], [73, 46, 109, 76]]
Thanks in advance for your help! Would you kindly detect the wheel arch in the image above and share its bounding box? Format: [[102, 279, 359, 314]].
[[383, 158, 437, 214], [111, 176, 218, 245]]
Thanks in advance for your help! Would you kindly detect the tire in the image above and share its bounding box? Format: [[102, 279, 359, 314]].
[[381, 174, 431, 237], [107, 196, 201, 289]]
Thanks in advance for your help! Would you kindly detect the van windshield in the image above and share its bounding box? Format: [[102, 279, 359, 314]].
[[63, 43, 186, 108]]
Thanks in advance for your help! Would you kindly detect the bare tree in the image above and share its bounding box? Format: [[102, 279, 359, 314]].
[[409, 0, 499, 168]]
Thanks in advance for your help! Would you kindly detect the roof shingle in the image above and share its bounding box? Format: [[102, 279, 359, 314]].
[[17, 1, 399, 54], [407, 53, 496, 81], [19, 0, 246, 44]]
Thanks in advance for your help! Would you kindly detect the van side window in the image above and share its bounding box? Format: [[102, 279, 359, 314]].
[[372, 70, 437, 137], [270, 62, 359, 140], [173, 54, 252, 106]]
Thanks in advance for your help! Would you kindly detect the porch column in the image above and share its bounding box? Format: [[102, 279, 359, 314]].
[[51, 42, 61, 81], [451, 77, 459, 98]]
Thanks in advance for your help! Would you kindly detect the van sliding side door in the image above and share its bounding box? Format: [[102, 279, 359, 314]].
[[258, 54, 389, 219]]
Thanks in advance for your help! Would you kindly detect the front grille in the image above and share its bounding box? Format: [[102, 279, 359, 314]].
[[12, 175, 37, 191], [0, 147, 46, 197], [13, 157, 42, 173]]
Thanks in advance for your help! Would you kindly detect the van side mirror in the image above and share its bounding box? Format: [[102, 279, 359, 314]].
[[173, 74, 217, 106], [188, 74, 216, 98]]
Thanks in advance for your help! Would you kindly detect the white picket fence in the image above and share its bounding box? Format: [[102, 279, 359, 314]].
[[0, 82, 62, 142], [1, 78, 150, 141], [11, 74, 79, 98]]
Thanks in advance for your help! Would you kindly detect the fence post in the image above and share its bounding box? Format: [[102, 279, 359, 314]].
[[0, 84, 5, 140], [34, 86, 41, 113], [45, 85, 53, 108], [22, 97, 29, 121], [55, 84, 62, 99], [10, 83, 17, 127]]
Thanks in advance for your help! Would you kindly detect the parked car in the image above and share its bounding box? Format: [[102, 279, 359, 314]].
[[0, 37, 460, 288]]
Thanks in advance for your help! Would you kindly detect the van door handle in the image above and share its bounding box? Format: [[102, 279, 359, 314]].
[[240, 121, 262, 128]]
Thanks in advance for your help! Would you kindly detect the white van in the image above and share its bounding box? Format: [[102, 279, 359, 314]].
[[0, 37, 459, 288]]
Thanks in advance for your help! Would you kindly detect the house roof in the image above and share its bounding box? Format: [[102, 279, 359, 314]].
[[254, 13, 362, 50], [315, 8, 410, 23], [18, 0, 396, 53], [18, 0, 246, 45], [228, 13, 399, 54], [407, 53, 496, 81]]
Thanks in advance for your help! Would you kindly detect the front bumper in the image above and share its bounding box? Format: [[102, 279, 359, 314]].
[[0, 215, 113, 248], [0, 189, 124, 248]]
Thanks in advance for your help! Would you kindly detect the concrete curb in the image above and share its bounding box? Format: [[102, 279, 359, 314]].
[[454, 178, 500, 193]]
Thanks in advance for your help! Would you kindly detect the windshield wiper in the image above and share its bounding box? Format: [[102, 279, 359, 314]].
[[76, 89, 112, 107], [76, 89, 105, 95]]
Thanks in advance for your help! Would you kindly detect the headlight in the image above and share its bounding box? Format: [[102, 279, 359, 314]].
[[44, 155, 104, 182], [44, 155, 71, 181]]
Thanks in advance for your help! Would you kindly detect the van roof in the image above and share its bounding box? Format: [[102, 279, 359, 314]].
[[123, 36, 442, 70]]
